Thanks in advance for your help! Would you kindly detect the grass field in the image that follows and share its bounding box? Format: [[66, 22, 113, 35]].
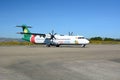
[[90, 40, 120, 44], [0, 41, 34, 46], [0, 40, 120, 46]]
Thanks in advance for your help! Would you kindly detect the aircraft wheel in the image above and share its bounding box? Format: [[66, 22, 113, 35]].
[[81, 44, 86, 48], [46, 44, 51, 47], [56, 45, 60, 47]]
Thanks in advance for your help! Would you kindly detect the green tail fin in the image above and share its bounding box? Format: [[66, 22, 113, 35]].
[[22, 25, 31, 41], [17, 25, 32, 41]]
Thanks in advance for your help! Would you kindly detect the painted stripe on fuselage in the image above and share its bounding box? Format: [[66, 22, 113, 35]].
[[30, 35, 35, 43]]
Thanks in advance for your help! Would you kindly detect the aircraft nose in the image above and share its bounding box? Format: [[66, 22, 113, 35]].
[[86, 40, 89, 44]]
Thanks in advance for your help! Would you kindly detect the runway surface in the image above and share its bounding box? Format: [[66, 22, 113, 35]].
[[0, 45, 120, 80]]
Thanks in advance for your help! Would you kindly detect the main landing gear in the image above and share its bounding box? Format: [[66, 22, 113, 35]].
[[46, 44, 60, 47], [81, 44, 86, 48]]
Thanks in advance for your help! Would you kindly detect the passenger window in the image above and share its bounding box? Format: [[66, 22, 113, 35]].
[[78, 37, 84, 39]]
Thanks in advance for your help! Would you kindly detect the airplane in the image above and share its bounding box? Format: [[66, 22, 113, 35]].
[[17, 25, 89, 47]]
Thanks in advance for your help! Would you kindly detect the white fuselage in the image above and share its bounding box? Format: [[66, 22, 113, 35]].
[[30, 34, 89, 45]]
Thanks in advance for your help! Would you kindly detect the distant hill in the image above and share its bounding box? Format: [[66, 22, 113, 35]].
[[0, 38, 24, 42]]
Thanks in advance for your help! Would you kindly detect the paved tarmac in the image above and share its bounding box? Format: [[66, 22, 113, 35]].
[[0, 45, 120, 80]]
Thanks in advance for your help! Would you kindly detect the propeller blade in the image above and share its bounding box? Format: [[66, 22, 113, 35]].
[[52, 30, 54, 35], [49, 30, 57, 41], [49, 33, 52, 35], [54, 33, 57, 35]]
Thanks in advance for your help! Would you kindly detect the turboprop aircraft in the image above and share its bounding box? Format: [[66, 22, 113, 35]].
[[17, 25, 89, 47]]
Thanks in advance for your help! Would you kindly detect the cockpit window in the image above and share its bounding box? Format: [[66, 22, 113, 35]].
[[78, 37, 84, 39]]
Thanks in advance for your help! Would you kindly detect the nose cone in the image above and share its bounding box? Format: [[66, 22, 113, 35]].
[[85, 39, 89, 44], [86, 40, 90, 44]]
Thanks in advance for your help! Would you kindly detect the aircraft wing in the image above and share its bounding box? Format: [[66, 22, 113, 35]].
[[17, 32, 46, 37]]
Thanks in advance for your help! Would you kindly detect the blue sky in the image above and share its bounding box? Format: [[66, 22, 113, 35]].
[[0, 0, 120, 38]]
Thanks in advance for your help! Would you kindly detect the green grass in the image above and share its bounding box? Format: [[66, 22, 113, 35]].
[[0, 41, 34, 46], [90, 40, 120, 44]]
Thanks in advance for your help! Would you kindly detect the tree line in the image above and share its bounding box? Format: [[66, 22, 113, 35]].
[[89, 37, 120, 41]]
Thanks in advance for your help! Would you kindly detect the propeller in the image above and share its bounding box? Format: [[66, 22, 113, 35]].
[[49, 30, 57, 41]]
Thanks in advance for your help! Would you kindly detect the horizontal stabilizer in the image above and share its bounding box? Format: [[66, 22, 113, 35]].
[[16, 26, 32, 28]]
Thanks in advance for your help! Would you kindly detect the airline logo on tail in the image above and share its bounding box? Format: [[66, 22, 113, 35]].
[[24, 29, 28, 33]]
